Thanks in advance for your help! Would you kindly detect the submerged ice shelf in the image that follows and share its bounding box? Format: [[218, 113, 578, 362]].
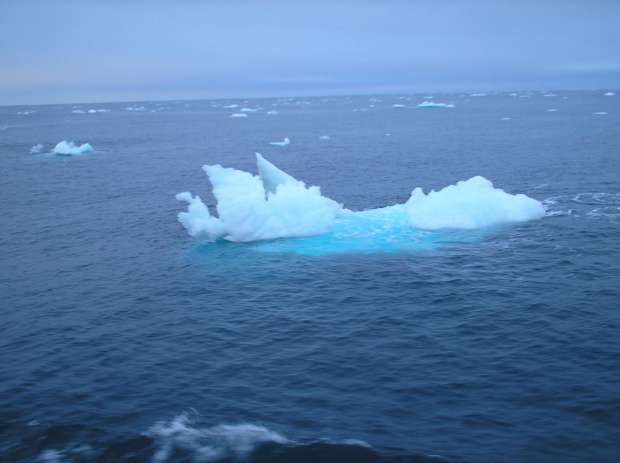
[[176, 155, 545, 254]]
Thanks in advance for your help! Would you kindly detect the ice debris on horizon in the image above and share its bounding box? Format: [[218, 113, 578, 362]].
[[176, 155, 545, 243], [418, 101, 455, 108], [30, 144, 44, 154], [269, 137, 290, 146], [53, 140, 93, 155]]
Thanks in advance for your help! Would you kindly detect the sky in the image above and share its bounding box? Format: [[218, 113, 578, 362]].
[[1, 0, 619, 106]]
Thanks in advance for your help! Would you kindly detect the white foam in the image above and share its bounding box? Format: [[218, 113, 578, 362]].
[[53, 140, 93, 156], [229, 113, 248, 118], [146, 413, 288, 463], [30, 144, 44, 154], [177, 156, 545, 244], [269, 137, 290, 146]]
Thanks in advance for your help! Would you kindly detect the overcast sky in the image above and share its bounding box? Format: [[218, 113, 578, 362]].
[[1, 0, 619, 106]]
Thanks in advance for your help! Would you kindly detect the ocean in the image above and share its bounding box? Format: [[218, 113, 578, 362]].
[[1, 91, 619, 462]]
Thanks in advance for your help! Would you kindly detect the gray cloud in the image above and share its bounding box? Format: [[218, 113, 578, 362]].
[[1, 0, 618, 105]]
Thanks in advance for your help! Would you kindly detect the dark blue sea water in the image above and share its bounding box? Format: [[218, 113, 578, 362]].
[[1, 91, 619, 463]]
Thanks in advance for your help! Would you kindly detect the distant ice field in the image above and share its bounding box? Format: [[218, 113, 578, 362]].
[[1, 90, 619, 463]]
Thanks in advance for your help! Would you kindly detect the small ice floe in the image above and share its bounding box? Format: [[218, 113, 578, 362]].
[[241, 108, 257, 112], [126, 106, 146, 111], [604, 92, 615, 96], [470, 93, 487, 97], [30, 144, 44, 154], [547, 109, 557, 112], [223, 104, 238, 108], [53, 141, 93, 156], [543, 93, 558, 97], [270, 137, 290, 146], [502, 117, 512, 120], [393, 104, 405, 108], [595, 112, 607, 115], [267, 110, 279, 115], [72, 110, 86, 114], [230, 113, 248, 118], [319, 135, 330, 140], [18, 111, 35, 115], [417, 101, 454, 108]]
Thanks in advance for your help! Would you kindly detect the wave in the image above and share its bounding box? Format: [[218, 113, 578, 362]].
[[21, 413, 456, 463]]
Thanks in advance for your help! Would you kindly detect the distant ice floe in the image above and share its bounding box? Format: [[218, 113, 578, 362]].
[[176, 154, 545, 249], [319, 135, 330, 140], [393, 104, 405, 108], [72, 110, 86, 114], [229, 113, 248, 118], [595, 112, 608, 115], [502, 117, 512, 121], [270, 138, 290, 146], [470, 93, 487, 97], [547, 109, 557, 112], [543, 93, 558, 97], [417, 101, 455, 108], [17, 111, 36, 115], [604, 92, 615, 96], [126, 106, 146, 111], [267, 110, 279, 115], [223, 104, 238, 108], [53, 141, 93, 156], [30, 144, 44, 154], [240, 108, 257, 112]]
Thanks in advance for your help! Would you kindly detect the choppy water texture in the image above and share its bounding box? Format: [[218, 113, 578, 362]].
[[1, 91, 619, 463]]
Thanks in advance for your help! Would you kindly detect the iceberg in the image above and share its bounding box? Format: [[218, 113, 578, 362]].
[[176, 153, 343, 242], [176, 155, 545, 249], [405, 176, 545, 230], [53, 141, 93, 156], [417, 101, 455, 108], [269, 137, 290, 146], [30, 144, 44, 154]]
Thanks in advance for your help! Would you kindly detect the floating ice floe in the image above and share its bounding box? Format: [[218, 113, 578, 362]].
[[229, 113, 248, 118], [470, 93, 487, 97], [543, 94, 558, 97], [393, 104, 405, 108], [72, 110, 86, 114], [417, 101, 455, 108], [269, 138, 290, 146], [595, 112, 608, 115], [319, 135, 330, 140], [53, 140, 93, 156], [30, 144, 44, 154], [547, 109, 557, 112], [267, 111, 279, 115], [17, 111, 35, 115], [240, 108, 257, 112], [604, 92, 615, 96], [176, 154, 545, 247], [502, 117, 512, 120]]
